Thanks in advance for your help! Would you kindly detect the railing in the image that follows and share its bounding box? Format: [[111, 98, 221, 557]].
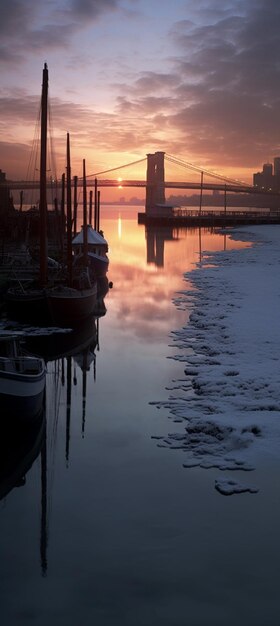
[[173, 208, 280, 218]]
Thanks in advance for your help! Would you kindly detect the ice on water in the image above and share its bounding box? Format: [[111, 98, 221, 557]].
[[152, 225, 280, 495]]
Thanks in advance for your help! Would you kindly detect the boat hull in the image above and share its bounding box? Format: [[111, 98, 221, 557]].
[[24, 317, 97, 362], [47, 285, 98, 327], [0, 358, 46, 421], [5, 289, 51, 324], [88, 253, 109, 277]]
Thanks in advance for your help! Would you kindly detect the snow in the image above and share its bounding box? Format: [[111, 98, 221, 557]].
[[152, 225, 280, 495]]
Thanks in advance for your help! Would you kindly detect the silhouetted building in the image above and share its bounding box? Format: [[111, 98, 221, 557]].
[[274, 157, 280, 176], [253, 159, 280, 191]]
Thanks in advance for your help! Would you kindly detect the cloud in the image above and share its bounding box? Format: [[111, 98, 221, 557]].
[[111, 0, 280, 169], [0, 141, 34, 179], [1, 0, 280, 179], [0, 0, 34, 36], [68, 0, 119, 20], [0, 0, 125, 63]]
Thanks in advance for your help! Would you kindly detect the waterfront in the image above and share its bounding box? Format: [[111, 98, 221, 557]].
[[0, 207, 280, 625]]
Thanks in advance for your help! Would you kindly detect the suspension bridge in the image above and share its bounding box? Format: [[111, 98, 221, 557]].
[[3, 151, 280, 224]]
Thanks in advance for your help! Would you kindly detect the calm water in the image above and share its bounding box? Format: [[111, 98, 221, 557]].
[[1, 207, 280, 625]]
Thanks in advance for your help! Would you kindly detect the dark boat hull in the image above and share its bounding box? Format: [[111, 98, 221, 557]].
[[88, 254, 109, 277], [0, 362, 46, 422], [0, 388, 45, 422], [24, 317, 97, 362], [47, 285, 98, 327], [5, 288, 51, 324]]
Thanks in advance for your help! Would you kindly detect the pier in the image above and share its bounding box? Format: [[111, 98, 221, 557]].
[[138, 207, 280, 227]]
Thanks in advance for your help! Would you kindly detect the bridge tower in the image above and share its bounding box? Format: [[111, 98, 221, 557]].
[[145, 151, 166, 213]]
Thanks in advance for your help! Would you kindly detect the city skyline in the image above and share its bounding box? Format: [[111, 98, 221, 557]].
[[1, 0, 280, 200]]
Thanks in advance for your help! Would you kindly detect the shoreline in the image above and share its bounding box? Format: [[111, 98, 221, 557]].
[[153, 224, 280, 495]]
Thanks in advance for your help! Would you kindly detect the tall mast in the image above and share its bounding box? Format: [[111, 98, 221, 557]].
[[83, 159, 88, 264], [40, 63, 48, 287], [66, 133, 72, 286]]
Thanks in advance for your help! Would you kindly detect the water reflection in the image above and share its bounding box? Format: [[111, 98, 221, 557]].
[[0, 210, 256, 623], [0, 282, 109, 578], [0, 406, 46, 502], [146, 226, 179, 267]]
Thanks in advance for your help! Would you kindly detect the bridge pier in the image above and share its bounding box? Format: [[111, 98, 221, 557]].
[[145, 152, 166, 214]]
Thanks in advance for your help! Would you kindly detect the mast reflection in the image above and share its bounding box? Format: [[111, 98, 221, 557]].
[[0, 276, 110, 576]]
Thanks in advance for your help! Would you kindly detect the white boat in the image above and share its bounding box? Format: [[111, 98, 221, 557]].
[[0, 335, 46, 421], [72, 225, 109, 277]]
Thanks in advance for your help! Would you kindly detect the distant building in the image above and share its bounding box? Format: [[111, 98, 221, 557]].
[[274, 157, 280, 175], [253, 159, 280, 191], [273, 157, 280, 190]]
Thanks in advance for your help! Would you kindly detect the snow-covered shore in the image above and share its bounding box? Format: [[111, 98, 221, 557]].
[[153, 225, 280, 495]]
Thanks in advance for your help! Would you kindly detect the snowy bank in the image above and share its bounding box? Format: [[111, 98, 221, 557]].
[[152, 225, 280, 495]]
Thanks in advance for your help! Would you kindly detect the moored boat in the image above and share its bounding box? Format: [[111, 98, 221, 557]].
[[72, 225, 109, 277], [47, 281, 97, 327], [23, 315, 98, 362], [47, 148, 98, 327], [0, 335, 46, 421], [5, 285, 50, 324]]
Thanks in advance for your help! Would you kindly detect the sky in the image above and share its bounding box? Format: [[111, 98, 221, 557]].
[[1, 0, 280, 194]]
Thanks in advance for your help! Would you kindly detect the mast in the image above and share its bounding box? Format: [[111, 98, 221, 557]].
[[73, 175, 78, 235], [66, 133, 72, 286], [94, 178, 98, 230], [89, 190, 93, 226], [39, 63, 48, 287], [83, 159, 88, 264]]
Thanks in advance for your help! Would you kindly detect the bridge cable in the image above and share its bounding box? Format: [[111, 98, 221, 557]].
[[84, 158, 147, 179], [165, 153, 247, 187]]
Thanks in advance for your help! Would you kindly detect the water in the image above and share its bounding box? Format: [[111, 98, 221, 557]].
[[0, 207, 279, 625]]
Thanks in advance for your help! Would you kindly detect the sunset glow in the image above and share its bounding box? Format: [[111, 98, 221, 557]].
[[0, 0, 279, 200]]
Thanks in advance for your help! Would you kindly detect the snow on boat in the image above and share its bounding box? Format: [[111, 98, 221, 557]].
[[72, 225, 109, 277]]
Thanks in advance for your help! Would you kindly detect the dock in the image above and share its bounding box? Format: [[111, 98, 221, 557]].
[[138, 208, 280, 227]]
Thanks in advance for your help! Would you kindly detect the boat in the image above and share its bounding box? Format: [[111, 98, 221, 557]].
[[47, 145, 98, 327], [72, 225, 109, 277], [47, 280, 97, 327], [5, 285, 50, 323], [23, 315, 98, 363], [5, 63, 52, 324], [0, 334, 46, 421]]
